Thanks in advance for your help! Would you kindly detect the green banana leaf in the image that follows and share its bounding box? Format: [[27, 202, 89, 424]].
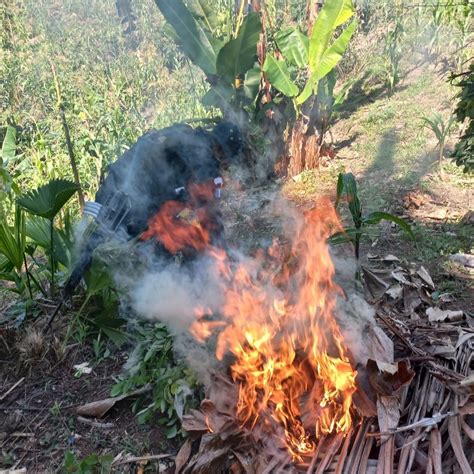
[[17, 179, 79, 220], [201, 81, 234, 108], [187, 0, 220, 34], [297, 0, 356, 105], [243, 66, 262, 101], [314, 18, 358, 83], [263, 55, 299, 97], [275, 27, 309, 68], [216, 12, 262, 83], [155, 0, 218, 75]]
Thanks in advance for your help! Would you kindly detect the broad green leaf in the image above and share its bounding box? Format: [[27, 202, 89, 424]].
[[337, 173, 362, 228], [314, 18, 358, 83], [1, 126, 16, 163], [26, 216, 69, 266], [263, 55, 299, 97], [308, 0, 355, 75], [363, 212, 415, 240], [275, 27, 309, 68], [216, 12, 262, 83], [201, 82, 234, 108], [187, 0, 219, 34], [0, 208, 25, 271], [17, 179, 78, 220], [296, 79, 315, 105], [243, 66, 262, 101], [155, 0, 217, 75]]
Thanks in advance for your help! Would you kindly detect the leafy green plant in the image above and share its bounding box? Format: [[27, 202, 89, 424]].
[[384, 18, 403, 95], [17, 179, 78, 294], [63, 451, 113, 474], [0, 205, 27, 294], [0, 125, 20, 196], [451, 63, 474, 172], [111, 322, 200, 439], [422, 112, 456, 169], [155, 0, 262, 114], [333, 173, 415, 259]]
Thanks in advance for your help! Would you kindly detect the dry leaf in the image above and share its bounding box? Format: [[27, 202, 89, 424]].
[[362, 266, 391, 300], [175, 438, 192, 474], [448, 405, 472, 474], [382, 255, 400, 262], [76, 386, 150, 418], [426, 307, 464, 323], [385, 284, 402, 300], [367, 360, 414, 396], [417, 266, 435, 289]]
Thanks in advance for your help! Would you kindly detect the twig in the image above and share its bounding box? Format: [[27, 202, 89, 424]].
[[366, 412, 456, 437], [111, 453, 174, 466], [44, 298, 65, 333], [0, 377, 25, 402], [77, 416, 115, 429]]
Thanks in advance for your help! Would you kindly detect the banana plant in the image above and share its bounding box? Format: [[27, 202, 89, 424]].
[[17, 179, 79, 294], [332, 173, 414, 260], [263, 0, 358, 107], [155, 0, 262, 113]]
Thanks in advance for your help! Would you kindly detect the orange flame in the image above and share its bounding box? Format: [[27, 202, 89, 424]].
[[141, 182, 217, 254], [191, 197, 356, 460], [156, 193, 357, 459]]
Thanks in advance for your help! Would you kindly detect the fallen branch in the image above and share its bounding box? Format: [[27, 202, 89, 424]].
[[111, 453, 174, 466], [77, 416, 115, 429]]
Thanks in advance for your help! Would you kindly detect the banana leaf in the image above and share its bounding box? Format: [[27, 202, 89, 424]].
[[155, 0, 218, 75], [275, 27, 309, 69], [263, 55, 299, 97], [216, 12, 262, 83]]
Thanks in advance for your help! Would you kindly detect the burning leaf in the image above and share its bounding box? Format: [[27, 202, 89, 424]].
[[187, 199, 357, 460], [426, 307, 464, 323]]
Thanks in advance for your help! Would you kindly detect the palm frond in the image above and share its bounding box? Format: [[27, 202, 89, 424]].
[[17, 179, 79, 220]]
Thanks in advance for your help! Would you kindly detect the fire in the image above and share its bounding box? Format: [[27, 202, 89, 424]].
[[147, 191, 357, 459], [141, 182, 217, 253]]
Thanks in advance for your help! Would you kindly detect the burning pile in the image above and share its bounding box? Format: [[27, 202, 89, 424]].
[[145, 194, 358, 461]]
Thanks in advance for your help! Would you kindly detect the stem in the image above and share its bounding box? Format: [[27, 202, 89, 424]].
[[50, 218, 55, 296], [23, 253, 33, 299], [439, 142, 444, 167], [50, 60, 85, 212], [60, 107, 85, 211]]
